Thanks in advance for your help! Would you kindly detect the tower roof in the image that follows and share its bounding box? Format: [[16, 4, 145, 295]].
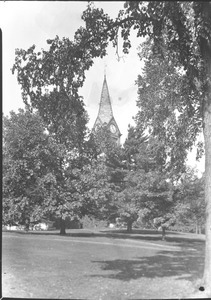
[[92, 75, 121, 145], [97, 75, 113, 124]]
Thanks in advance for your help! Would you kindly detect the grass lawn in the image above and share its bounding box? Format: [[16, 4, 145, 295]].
[[2, 228, 205, 299]]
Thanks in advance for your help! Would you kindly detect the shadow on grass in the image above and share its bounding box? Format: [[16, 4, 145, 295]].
[[3, 229, 204, 283], [3, 228, 205, 244], [3, 229, 96, 237], [90, 246, 204, 282], [101, 231, 205, 246]]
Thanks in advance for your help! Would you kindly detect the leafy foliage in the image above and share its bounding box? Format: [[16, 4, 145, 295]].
[[135, 40, 204, 177], [11, 28, 96, 234], [3, 109, 90, 233], [120, 125, 178, 234], [71, 127, 125, 223], [72, 157, 118, 221], [175, 169, 205, 233], [3, 109, 51, 227]]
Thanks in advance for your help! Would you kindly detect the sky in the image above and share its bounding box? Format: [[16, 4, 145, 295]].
[[1, 1, 140, 139], [1, 1, 204, 174]]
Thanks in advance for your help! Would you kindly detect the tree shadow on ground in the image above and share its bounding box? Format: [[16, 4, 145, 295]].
[[4, 230, 96, 237], [4, 229, 204, 282], [90, 245, 204, 282], [4, 228, 205, 245], [101, 229, 205, 243], [88, 229, 205, 282]]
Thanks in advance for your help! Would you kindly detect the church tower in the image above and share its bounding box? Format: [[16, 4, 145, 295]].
[[92, 75, 121, 145]]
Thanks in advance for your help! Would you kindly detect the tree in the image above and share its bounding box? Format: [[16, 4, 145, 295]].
[[70, 125, 131, 227], [132, 41, 201, 239], [12, 36, 91, 234], [122, 125, 177, 237], [117, 125, 147, 232], [92, 125, 144, 229], [78, 126, 126, 223], [3, 108, 90, 234], [3, 109, 52, 229], [135, 40, 200, 177], [176, 169, 205, 234], [72, 156, 119, 223]]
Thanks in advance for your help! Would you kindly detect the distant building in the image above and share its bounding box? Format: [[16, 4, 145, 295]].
[[92, 75, 121, 145]]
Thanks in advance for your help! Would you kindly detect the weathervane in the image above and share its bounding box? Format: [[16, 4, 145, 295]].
[[104, 61, 107, 78]]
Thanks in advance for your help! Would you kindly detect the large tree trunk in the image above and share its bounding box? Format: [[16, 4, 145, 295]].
[[201, 4, 211, 295], [127, 220, 133, 232], [202, 38, 211, 296], [195, 222, 198, 234], [161, 226, 166, 241], [203, 98, 211, 294], [25, 219, 30, 232], [60, 217, 66, 235]]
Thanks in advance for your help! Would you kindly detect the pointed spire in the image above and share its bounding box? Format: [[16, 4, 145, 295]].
[[97, 76, 113, 124], [92, 74, 121, 145]]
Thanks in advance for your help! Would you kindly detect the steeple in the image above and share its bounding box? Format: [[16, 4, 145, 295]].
[[97, 75, 113, 124], [92, 75, 121, 145]]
